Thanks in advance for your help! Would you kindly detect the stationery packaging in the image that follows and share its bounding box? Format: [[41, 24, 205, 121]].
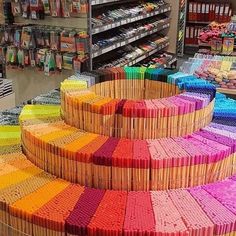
[[188, 1, 232, 23], [10, 0, 88, 19], [181, 53, 236, 89]]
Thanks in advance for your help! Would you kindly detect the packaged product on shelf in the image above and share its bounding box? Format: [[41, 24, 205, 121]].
[[21, 0, 30, 18], [11, 1, 22, 16], [10, 0, 88, 18], [60, 30, 77, 53], [49, 0, 61, 17], [61, 0, 71, 17], [222, 37, 235, 54], [198, 21, 236, 55], [42, 0, 50, 15], [0, 25, 89, 74], [29, 0, 45, 19]]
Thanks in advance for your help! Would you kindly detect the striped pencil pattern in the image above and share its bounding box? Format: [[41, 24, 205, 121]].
[[0, 67, 236, 235]]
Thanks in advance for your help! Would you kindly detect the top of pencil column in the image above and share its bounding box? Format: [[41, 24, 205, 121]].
[[60, 67, 215, 139]]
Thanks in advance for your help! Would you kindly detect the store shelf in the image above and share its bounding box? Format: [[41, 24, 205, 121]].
[[0, 93, 15, 111], [92, 4, 171, 35], [91, 0, 121, 6], [92, 21, 170, 58], [116, 41, 170, 67], [217, 88, 236, 95]]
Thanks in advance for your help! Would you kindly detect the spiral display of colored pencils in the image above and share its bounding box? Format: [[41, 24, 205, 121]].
[[0, 67, 236, 236]]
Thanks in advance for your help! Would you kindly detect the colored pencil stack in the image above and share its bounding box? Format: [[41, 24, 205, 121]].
[[1, 126, 236, 236], [17, 68, 236, 192], [0, 66, 236, 235]]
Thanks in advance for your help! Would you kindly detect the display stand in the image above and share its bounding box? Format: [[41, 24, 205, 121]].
[[184, 0, 235, 55]]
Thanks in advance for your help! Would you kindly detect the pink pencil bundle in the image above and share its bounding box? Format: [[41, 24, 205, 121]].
[[168, 189, 215, 236], [189, 187, 236, 235], [124, 192, 155, 235]]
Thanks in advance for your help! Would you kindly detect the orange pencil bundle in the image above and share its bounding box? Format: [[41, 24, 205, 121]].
[[0, 171, 55, 225], [32, 184, 84, 236], [9, 179, 69, 235]]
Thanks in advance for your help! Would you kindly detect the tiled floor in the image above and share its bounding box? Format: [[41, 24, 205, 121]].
[[7, 68, 73, 105]]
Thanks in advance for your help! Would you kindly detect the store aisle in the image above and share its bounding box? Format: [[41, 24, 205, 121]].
[[8, 68, 73, 105]]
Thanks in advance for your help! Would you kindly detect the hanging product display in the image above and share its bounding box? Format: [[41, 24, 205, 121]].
[[10, 0, 88, 19], [0, 25, 89, 75], [180, 53, 236, 89]]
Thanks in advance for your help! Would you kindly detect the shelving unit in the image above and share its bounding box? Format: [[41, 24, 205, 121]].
[[90, 1, 172, 70], [91, 5, 171, 34], [184, 0, 235, 55], [1, 0, 184, 104], [1, 0, 88, 104], [92, 19, 170, 58], [119, 41, 170, 67], [164, 0, 186, 56], [2, 0, 176, 72]]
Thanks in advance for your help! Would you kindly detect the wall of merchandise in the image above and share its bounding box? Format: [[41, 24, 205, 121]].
[[185, 0, 235, 53], [0, 0, 186, 74], [0, 0, 185, 105]]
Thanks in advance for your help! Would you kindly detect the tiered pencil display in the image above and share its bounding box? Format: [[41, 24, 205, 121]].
[[0, 66, 236, 235]]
